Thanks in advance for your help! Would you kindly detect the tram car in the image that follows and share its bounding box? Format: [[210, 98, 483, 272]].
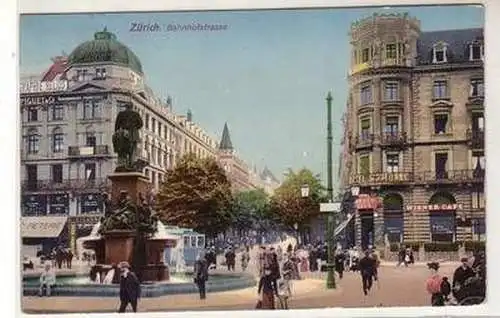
[[164, 227, 206, 268]]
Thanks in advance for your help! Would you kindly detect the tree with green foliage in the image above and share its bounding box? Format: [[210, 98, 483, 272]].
[[232, 188, 271, 235], [156, 153, 233, 238], [270, 168, 326, 232]]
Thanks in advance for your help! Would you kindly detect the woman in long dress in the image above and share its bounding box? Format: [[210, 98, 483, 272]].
[[258, 268, 278, 309]]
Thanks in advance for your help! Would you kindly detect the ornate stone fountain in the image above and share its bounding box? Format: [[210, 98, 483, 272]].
[[82, 102, 177, 282]]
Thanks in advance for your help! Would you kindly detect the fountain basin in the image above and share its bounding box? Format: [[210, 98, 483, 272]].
[[22, 271, 256, 297]]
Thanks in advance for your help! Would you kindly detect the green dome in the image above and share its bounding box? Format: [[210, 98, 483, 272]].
[[68, 28, 143, 74]]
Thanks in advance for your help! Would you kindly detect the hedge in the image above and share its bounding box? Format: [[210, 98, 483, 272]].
[[389, 241, 422, 252], [424, 242, 460, 252], [462, 241, 486, 252]]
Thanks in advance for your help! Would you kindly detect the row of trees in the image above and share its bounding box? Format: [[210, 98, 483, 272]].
[[155, 153, 326, 239]]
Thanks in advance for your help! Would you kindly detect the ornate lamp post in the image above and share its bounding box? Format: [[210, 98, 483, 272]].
[[320, 201, 341, 289]]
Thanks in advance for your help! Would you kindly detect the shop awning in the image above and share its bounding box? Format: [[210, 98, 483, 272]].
[[356, 194, 382, 210], [21, 216, 68, 238]]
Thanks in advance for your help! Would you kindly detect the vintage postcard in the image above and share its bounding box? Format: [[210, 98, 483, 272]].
[[18, 3, 487, 315]]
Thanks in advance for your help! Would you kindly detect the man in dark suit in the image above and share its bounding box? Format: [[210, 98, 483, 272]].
[[194, 253, 209, 299], [359, 250, 377, 295], [118, 261, 141, 313]]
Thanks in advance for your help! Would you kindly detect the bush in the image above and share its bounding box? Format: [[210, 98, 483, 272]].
[[424, 242, 460, 252], [402, 241, 423, 251], [462, 241, 486, 252], [389, 243, 400, 252]]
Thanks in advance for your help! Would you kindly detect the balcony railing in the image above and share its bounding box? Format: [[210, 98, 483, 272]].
[[416, 169, 484, 184], [21, 178, 109, 192], [466, 129, 484, 150], [68, 145, 110, 157], [380, 131, 408, 147], [349, 172, 413, 186], [355, 133, 374, 149]]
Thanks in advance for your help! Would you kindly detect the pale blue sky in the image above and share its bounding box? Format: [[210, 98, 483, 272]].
[[19, 5, 484, 187]]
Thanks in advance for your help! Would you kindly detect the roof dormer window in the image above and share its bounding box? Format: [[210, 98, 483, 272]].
[[469, 42, 483, 61], [432, 42, 448, 64]]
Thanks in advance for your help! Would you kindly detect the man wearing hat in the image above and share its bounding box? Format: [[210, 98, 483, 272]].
[[452, 257, 476, 301], [118, 261, 141, 313]]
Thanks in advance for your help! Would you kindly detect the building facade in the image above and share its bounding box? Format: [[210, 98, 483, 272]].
[[19, 28, 254, 253], [341, 13, 485, 248]]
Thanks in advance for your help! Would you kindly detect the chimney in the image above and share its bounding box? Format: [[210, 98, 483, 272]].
[[187, 109, 192, 122]]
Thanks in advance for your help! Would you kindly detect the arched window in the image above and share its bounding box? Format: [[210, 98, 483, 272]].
[[27, 129, 39, 154], [428, 192, 457, 242], [52, 127, 64, 153], [383, 193, 404, 243]]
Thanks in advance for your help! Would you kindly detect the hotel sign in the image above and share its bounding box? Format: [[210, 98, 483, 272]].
[[20, 96, 57, 106], [406, 203, 464, 211], [350, 172, 412, 185], [20, 79, 68, 94]]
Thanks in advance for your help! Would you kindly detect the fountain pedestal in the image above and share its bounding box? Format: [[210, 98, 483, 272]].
[[102, 230, 136, 265]]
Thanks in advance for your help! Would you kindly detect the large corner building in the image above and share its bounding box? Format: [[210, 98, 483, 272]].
[[340, 13, 485, 249]]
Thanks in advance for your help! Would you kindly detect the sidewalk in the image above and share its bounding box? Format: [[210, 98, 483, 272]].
[[22, 278, 330, 313]]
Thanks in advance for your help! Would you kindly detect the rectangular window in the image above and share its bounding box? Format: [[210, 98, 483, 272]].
[[360, 118, 371, 140], [27, 134, 39, 154], [83, 100, 102, 119], [145, 115, 150, 129], [471, 191, 485, 209], [386, 44, 397, 59], [470, 44, 482, 61], [95, 67, 107, 79], [52, 132, 64, 153], [86, 134, 96, 147], [152, 118, 156, 133], [51, 105, 64, 121], [434, 114, 448, 134], [433, 80, 448, 99], [397, 43, 405, 58], [384, 82, 399, 101], [84, 163, 96, 181], [435, 153, 448, 179], [158, 123, 162, 137], [384, 116, 399, 134], [359, 155, 370, 176], [434, 48, 446, 63], [27, 108, 38, 122], [360, 84, 372, 105], [51, 164, 63, 183], [470, 79, 484, 97], [361, 48, 370, 63], [26, 164, 37, 182], [77, 69, 88, 81], [430, 211, 455, 242], [386, 153, 399, 173]]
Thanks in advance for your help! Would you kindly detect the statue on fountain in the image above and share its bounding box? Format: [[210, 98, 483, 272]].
[[112, 102, 148, 172]]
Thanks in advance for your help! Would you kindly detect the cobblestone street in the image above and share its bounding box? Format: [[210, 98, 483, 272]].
[[22, 262, 458, 313]]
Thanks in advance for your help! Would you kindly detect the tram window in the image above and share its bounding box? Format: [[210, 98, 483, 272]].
[[197, 236, 205, 248], [183, 236, 190, 247], [191, 236, 196, 247]]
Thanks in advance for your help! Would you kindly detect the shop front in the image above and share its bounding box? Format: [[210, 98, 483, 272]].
[[355, 194, 382, 249], [48, 193, 70, 215], [21, 216, 68, 254], [21, 194, 47, 216], [383, 193, 404, 243], [79, 193, 104, 214]]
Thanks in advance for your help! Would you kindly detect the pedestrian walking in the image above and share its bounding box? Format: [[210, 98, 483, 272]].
[[117, 261, 141, 313], [38, 263, 56, 297], [257, 267, 278, 309], [334, 249, 346, 279], [194, 253, 209, 299], [241, 246, 250, 272], [281, 255, 294, 297], [269, 247, 281, 287], [225, 247, 236, 271], [359, 250, 377, 295], [452, 257, 476, 302]]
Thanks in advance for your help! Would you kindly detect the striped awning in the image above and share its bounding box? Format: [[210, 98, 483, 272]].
[[355, 194, 382, 210], [21, 216, 68, 238]]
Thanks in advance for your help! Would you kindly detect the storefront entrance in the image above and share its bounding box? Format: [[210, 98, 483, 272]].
[[383, 193, 404, 243]]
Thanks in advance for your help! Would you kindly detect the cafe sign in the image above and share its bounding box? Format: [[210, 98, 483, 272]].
[[20, 79, 68, 94], [405, 203, 464, 211]]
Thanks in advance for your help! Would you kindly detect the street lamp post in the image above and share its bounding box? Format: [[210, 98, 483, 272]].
[[320, 201, 341, 289], [300, 184, 310, 245]]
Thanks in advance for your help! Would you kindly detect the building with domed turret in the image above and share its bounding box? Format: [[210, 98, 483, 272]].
[[340, 13, 485, 250], [19, 28, 228, 253]]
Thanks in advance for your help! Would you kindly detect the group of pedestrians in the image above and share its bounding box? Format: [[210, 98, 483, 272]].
[[425, 252, 486, 306]]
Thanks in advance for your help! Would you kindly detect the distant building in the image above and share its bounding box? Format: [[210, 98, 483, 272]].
[[339, 13, 484, 249]]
